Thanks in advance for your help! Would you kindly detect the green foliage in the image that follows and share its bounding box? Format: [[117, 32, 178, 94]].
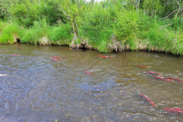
[[0, 0, 183, 54], [114, 9, 139, 44], [143, 0, 163, 16], [48, 24, 72, 43], [0, 21, 18, 44], [39, 0, 67, 25], [81, 3, 113, 52], [10, 0, 40, 27], [19, 18, 50, 44]]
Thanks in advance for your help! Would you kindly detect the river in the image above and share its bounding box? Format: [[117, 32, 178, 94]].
[[0, 44, 183, 122]]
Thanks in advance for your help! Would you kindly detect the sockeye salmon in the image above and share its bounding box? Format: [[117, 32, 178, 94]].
[[139, 93, 157, 108], [83, 71, 92, 75], [167, 77, 183, 82], [153, 76, 173, 82], [51, 59, 62, 62], [136, 65, 150, 68], [164, 108, 183, 114], [50, 56, 61, 58], [144, 71, 161, 75], [11, 54, 20, 56]]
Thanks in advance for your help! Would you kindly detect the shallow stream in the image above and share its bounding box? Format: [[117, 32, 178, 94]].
[[0, 44, 183, 122]]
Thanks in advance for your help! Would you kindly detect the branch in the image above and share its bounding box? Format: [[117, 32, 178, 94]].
[[175, 0, 182, 18], [159, 8, 179, 20]]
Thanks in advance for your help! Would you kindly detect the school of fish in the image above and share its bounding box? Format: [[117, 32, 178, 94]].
[[3, 47, 183, 116]]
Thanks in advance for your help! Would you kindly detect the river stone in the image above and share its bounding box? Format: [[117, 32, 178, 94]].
[[39, 37, 49, 45]]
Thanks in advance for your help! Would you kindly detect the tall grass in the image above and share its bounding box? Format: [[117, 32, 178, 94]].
[[19, 18, 50, 44], [48, 24, 72, 45], [0, 21, 19, 44]]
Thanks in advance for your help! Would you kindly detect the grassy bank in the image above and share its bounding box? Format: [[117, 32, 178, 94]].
[[0, 0, 183, 55]]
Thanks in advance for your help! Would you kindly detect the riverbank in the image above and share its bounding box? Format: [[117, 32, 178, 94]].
[[0, 0, 183, 55], [0, 17, 183, 55], [0, 21, 182, 56]]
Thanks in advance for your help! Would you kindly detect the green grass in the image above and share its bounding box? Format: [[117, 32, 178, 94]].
[[48, 24, 72, 45], [0, 21, 19, 44], [19, 18, 50, 45], [0, 15, 183, 55]]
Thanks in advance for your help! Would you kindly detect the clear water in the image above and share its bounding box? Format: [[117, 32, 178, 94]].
[[0, 44, 183, 122]]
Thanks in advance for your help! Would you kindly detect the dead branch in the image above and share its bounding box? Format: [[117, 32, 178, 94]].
[[159, 8, 179, 20]]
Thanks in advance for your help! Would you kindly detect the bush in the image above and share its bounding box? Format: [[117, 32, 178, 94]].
[[19, 18, 50, 44], [48, 24, 72, 43], [114, 9, 139, 44], [0, 22, 18, 44]]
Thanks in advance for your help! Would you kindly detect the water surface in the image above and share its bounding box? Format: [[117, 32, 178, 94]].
[[0, 44, 183, 122]]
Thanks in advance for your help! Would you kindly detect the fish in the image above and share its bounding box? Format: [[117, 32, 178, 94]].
[[153, 76, 173, 82], [0, 74, 7, 76], [96, 55, 105, 57], [144, 71, 161, 75], [11, 54, 20, 56], [100, 56, 109, 58], [164, 108, 183, 114], [167, 77, 183, 82], [139, 93, 157, 108], [51, 59, 62, 62], [83, 71, 92, 75], [50, 56, 61, 59], [136, 65, 150, 68]]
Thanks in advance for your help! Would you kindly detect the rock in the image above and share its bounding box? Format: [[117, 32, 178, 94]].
[[38, 37, 50, 45], [13, 34, 20, 44]]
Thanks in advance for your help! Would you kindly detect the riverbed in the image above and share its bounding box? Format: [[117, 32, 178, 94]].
[[0, 44, 183, 122]]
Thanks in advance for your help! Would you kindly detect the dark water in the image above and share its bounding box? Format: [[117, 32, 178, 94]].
[[0, 44, 183, 122]]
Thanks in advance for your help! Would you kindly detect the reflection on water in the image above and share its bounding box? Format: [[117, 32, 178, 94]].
[[0, 44, 183, 122]]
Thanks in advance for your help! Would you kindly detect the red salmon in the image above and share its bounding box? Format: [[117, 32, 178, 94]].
[[167, 77, 183, 82], [153, 76, 173, 82], [11, 54, 20, 56], [96, 55, 105, 57], [139, 93, 157, 108], [144, 71, 161, 75], [51, 59, 62, 62], [101, 56, 109, 58], [83, 71, 92, 75], [136, 65, 150, 68], [50, 56, 61, 59], [164, 108, 183, 114]]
